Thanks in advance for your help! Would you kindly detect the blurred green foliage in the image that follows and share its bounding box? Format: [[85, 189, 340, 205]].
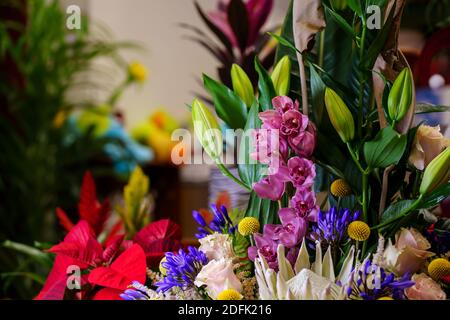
[[0, 0, 137, 298]]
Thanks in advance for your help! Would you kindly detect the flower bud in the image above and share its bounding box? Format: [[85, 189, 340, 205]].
[[191, 99, 223, 160], [231, 64, 255, 107], [330, 0, 347, 10], [419, 147, 450, 195], [324, 87, 355, 143], [271, 55, 291, 96], [388, 68, 413, 123], [128, 61, 148, 83]]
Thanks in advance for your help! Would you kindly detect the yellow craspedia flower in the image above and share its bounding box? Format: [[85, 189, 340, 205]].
[[428, 258, 450, 280], [159, 257, 167, 276], [238, 217, 260, 236], [217, 289, 243, 300], [128, 61, 148, 83], [347, 221, 370, 241], [377, 297, 393, 300], [330, 179, 352, 198]]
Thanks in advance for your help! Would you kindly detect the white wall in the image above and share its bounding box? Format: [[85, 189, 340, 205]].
[[84, 0, 290, 128]]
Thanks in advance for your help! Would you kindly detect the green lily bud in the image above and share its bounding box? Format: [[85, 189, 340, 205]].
[[388, 68, 413, 124], [271, 55, 291, 96], [324, 88, 355, 143], [419, 147, 450, 195], [191, 99, 223, 160], [330, 0, 347, 10], [231, 64, 255, 107]]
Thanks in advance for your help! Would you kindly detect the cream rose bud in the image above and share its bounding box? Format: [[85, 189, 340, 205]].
[[198, 233, 235, 261], [194, 258, 242, 299], [382, 228, 435, 276], [408, 125, 450, 170], [405, 273, 446, 300]]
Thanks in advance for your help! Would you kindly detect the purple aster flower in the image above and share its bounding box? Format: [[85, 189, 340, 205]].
[[155, 247, 208, 292], [351, 259, 415, 300], [287, 156, 316, 188], [309, 207, 360, 249], [192, 204, 236, 239]]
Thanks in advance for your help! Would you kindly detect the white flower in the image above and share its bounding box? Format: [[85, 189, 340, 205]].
[[194, 258, 242, 299], [198, 233, 235, 261]]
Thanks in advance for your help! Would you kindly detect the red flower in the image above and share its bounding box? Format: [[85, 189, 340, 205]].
[[133, 219, 182, 267], [56, 171, 111, 236], [88, 244, 146, 300]]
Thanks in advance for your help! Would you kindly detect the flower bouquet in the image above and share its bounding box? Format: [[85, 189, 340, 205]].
[[32, 0, 450, 300]]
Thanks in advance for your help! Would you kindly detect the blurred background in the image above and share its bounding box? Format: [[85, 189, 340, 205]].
[[0, 0, 449, 299]]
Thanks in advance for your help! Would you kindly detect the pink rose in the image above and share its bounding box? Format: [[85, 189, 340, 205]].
[[405, 273, 446, 300], [383, 228, 435, 276], [408, 125, 450, 170], [194, 258, 242, 299]]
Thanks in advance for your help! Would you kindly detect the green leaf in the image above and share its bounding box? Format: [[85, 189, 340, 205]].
[[245, 192, 280, 227], [420, 183, 450, 209], [269, 32, 300, 54], [238, 101, 263, 186], [309, 64, 326, 126], [1, 240, 53, 268], [203, 74, 248, 129], [232, 233, 252, 272], [381, 200, 416, 223], [347, 0, 363, 17], [364, 4, 395, 68], [324, 6, 356, 38], [254, 58, 276, 111], [415, 103, 450, 114], [364, 126, 407, 168]]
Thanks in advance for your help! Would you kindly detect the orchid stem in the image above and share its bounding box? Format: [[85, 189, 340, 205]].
[[297, 52, 309, 116]]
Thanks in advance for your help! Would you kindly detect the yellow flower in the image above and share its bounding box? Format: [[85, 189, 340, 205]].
[[238, 217, 260, 236], [330, 179, 352, 198], [377, 296, 393, 300], [347, 221, 370, 241], [159, 257, 167, 276], [428, 258, 450, 280], [217, 289, 243, 300], [128, 61, 148, 83]]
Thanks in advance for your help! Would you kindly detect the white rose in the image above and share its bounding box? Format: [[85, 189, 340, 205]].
[[194, 258, 242, 299], [198, 233, 235, 261]]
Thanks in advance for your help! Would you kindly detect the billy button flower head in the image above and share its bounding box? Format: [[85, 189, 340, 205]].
[[428, 258, 450, 280], [330, 179, 352, 198], [271, 55, 291, 96], [347, 221, 370, 241], [419, 147, 450, 195], [128, 61, 148, 83], [238, 217, 260, 236], [231, 64, 255, 107], [159, 256, 167, 276], [388, 68, 413, 124], [324, 88, 355, 143], [217, 288, 243, 300]]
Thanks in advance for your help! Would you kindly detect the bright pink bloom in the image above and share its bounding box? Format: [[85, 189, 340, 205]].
[[277, 209, 307, 248], [259, 110, 282, 130], [272, 96, 299, 115], [287, 156, 316, 188], [287, 188, 319, 222], [288, 122, 317, 158]]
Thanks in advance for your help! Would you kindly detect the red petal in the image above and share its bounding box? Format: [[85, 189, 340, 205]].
[[55, 208, 74, 232], [102, 235, 125, 263], [78, 172, 110, 235], [92, 288, 123, 300], [104, 220, 124, 245], [48, 221, 102, 266], [215, 191, 231, 211], [133, 219, 182, 252], [88, 244, 146, 290], [35, 255, 77, 300]]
